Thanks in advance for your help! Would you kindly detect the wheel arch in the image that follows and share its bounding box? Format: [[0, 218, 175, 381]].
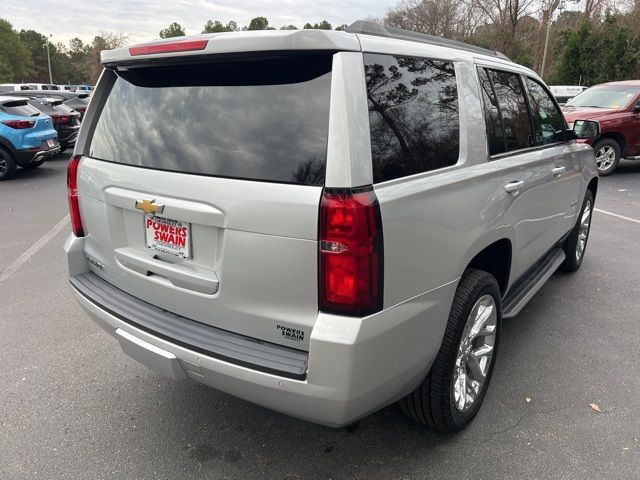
[[461, 238, 512, 295], [587, 176, 598, 200], [597, 132, 626, 154], [0, 137, 17, 159]]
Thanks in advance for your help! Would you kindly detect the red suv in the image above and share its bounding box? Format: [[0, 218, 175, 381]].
[[563, 80, 640, 175]]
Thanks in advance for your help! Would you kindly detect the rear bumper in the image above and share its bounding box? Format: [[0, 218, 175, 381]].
[[14, 143, 60, 165], [65, 235, 457, 427]]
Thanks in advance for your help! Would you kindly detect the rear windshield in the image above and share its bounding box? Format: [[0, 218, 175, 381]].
[[0, 101, 42, 117], [88, 53, 333, 186], [28, 100, 57, 115]]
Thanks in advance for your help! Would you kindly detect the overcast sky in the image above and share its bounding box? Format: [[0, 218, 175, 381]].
[[4, 0, 393, 45]]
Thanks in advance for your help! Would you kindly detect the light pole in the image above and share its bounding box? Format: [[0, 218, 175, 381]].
[[540, 1, 565, 80], [44, 34, 53, 84]]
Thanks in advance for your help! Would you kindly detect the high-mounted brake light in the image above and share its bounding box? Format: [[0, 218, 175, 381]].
[[67, 155, 85, 237], [129, 39, 209, 56], [2, 120, 35, 129], [319, 187, 384, 316]]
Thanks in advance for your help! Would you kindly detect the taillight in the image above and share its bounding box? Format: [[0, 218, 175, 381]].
[[319, 187, 383, 316], [2, 120, 35, 129], [67, 155, 85, 237], [129, 39, 209, 56], [52, 115, 71, 124]]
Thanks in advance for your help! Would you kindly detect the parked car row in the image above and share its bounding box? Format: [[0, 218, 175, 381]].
[[0, 83, 94, 94], [0, 90, 88, 180], [1, 90, 90, 119], [0, 97, 60, 179]]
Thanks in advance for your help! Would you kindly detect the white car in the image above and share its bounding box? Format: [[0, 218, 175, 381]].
[[549, 85, 588, 105]]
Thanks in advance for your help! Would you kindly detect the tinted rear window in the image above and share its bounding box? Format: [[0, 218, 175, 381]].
[[88, 54, 333, 186], [364, 53, 459, 183], [28, 100, 57, 115], [1, 101, 42, 117], [487, 70, 533, 152]]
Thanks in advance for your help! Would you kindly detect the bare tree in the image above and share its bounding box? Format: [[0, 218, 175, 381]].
[[584, 0, 608, 20], [89, 31, 128, 83], [385, 0, 483, 42], [469, 0, 536, 55]]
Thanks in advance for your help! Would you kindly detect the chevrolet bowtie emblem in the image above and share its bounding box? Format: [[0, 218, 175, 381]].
[[135, 198, 164, 215]]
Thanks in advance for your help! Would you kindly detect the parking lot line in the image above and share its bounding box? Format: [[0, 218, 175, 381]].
[[0, 215, 70, 284], [595, 208, 640, 225]]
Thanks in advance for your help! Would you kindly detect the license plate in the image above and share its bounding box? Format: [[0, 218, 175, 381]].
[[144, 215, 191, 259], [46, 139, 55, 148]]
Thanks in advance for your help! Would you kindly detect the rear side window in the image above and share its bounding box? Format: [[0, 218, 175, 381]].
[[364, 53, 459, 183], [88, 53, 333, 186], [477, 68, 506, 155], [524, 77, 565, 145], [0, 101, 41, 117], [486, 69, 533, 152]]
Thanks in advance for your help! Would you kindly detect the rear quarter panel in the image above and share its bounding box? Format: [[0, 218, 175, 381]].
[[373, 59, 507, 308]]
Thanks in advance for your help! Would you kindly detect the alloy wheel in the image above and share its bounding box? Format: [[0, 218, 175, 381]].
[[595, 146, 616, 171], [576, 199, 592, 261], [452, 294, 497, 413], [0, 156, 7, 176]]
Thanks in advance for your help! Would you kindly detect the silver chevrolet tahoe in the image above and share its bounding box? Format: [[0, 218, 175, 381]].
[[65, 21, 598, 432]]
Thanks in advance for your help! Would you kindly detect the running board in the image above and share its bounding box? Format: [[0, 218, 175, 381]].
[[502, 248, 565, 319]]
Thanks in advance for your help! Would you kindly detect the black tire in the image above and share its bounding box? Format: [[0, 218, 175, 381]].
[[561, 189, 594, 272], [400, 269, 502, 432], [21, 160, 44, 170], [593, 138, 620, 176], [0, 147, 17, 180]]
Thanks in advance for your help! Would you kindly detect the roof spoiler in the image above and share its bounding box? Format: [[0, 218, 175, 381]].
[[346, 20, 510, 61]]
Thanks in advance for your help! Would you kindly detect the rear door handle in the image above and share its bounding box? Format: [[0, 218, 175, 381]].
[[505, 181, 524, 195], [552, 166, 566, 176]]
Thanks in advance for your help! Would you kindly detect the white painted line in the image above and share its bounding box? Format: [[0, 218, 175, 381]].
[[595, 208, 640, 225], [0, 215, 70, 284]]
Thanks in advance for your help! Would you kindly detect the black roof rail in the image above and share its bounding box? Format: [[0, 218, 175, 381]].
[[346, 20, 510, 61]]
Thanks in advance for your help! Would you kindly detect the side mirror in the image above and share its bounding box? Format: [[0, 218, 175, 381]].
[[633, 104, 640, 113], [573, 120, 600, 139]]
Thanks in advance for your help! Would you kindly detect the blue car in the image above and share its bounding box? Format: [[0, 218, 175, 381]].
[[0, 96, 59, 180]]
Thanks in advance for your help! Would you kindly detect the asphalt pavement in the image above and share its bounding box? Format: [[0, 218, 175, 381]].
[[1, 154, 639, 479]]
